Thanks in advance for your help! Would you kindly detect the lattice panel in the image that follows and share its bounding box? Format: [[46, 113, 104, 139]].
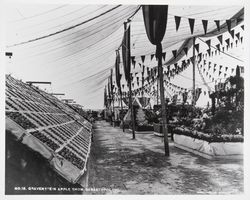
[[5, 75, 92, 183]]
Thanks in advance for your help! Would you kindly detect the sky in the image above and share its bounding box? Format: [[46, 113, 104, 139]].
[[4, 2, 244, 109]]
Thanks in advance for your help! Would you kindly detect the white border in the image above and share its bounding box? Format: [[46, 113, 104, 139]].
[[1, 0, 249, 200]]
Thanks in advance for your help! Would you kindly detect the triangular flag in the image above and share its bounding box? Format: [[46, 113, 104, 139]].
[[225, 67, 228, 71], [202, 20, 208, 34], [151, 54, 155, 60], [207, 48, 211, 56], [205, 39, 211, 48], [172, 50, 177, 59], [188, 18, 195, 34], [219, 65, 222, 70], [162, 52, 166, 61], [226, 20, 231, 32], [235, 32, 240, 40], [214, 20, 220, 31], [219, 71, 222, 76], [216, 44, 220, 51], [174, 16, 181, 31], [141, 55, 145, 63], [194, 43, 199, 53], [230, 30, 235, 39], [241, 25, 244, 30], [224, 73, 227, 78], [231, 68, 235, 73], [217, 35, 223, 45], [225, 38, 230, 46], [240, 37, 243, 43], [183, 47, 188, 55]]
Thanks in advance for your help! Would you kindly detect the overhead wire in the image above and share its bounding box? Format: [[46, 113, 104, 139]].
[[9, 5, 68, 23], [13, 6, 135, 59], [8, 5, 122, 47]]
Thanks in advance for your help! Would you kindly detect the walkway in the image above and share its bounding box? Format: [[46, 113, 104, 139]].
[[85, 120, 243, 194]]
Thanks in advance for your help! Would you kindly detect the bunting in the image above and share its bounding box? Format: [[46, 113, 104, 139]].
[[188, 18, 195, 34], [217, 35, 223, 45], [202, 20, 208, 34], [214, 20, 220, 31], [174, 16, 181, 31]]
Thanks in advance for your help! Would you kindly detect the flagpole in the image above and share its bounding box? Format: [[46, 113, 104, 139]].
[[192, 37, 196, 106]]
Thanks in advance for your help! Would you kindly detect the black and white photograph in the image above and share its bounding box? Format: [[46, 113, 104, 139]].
[[1, 0, 249, 198]]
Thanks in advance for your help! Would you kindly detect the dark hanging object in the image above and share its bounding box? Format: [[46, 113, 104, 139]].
[[122, 84, 125, 89], [172, 50, 177, 59], [122, 22, 131, 83], [225, 67, 228, 71], [241, 25, 244, 30], [216, 44, 220, 51], [219, 71, 222, 76], [115, 50, 122, 94], [151, 54, 155, 60], [222, 47, 225, 52], [205, 39, 211, 48], [231, 42, 233, 48], [224, 73, 227, 78], [174, 16, 181, 31], [162, 52, 166, 61], [226, 19, 231, 32], [194, 43, 199, 53], [235, 32, 240, 40], [232, 68, 235, 74], [225, 38, 230, 46], [202, 20, 208, 34], [188, 18, 195, 34], [217, 35, 223, 45], [207, 48, 211, 56], [183, 47, 188, 56], [214, 20, 220, 31], [219, 65, 222, 70], [230, 29, 235, 39], [141, 55, 145, 63], [174, 63, 178, 70], [240, 37, 243, 43]]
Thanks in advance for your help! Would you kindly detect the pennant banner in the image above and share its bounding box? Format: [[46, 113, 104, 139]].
[[202, 20, 208, 34], [188, 18, 195, 34], [174, 16, 181, 31]]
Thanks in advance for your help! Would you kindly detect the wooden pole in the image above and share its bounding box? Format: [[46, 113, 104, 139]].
[[158, 44, 169, 156], [192, 37, 196, 106], [157, 78, 159, 105], [128, 79, 136, 139], [120, 89, 125, 132], [126, 21, 135, 139]]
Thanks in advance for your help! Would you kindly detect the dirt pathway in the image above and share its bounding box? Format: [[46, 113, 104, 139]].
[[85, 120, 243, 194]]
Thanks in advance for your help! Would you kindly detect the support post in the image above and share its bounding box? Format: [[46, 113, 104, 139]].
[[128, 79, 136, 139], [157, 44, 169, 156], [192, 37, 196, 106]]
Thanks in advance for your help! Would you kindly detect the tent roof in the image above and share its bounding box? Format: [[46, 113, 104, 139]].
[[5, 4, 244, 108]]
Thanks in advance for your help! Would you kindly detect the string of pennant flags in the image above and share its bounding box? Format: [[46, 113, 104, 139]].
[[105, 13, 244, 108], [171, 12, 244, 35]]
